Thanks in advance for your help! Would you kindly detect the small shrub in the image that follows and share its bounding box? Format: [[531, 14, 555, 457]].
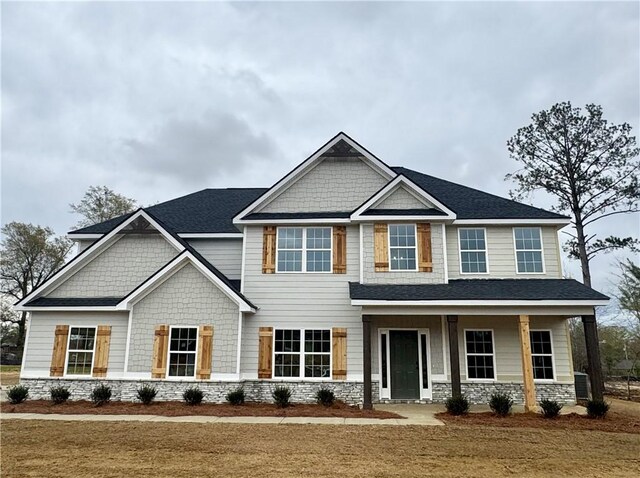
[[90, 384, 112, 406], [315, 387, 335, 407], [183, 387, 204, 406], [489, 393, 513, 417], [226, 387, 245, 406], [136, 384, 157, 405], [50, 386, 71, 404], [445, 395, 469, 415], [272, 385, 292, 408], [586, 399, 610, 419], [7, 385, 29, 404], [539, 399, 563, 419]]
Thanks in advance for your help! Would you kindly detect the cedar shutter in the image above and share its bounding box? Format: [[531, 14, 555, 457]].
[[258, 327, 273, 378], [92, 325, 112, 378], [196, 325, 214, 379], [332, 226, 347, 274], [50, 325, 69, 377], [151, 325, 170, 379], [262, 226, 277, 274], [374, 223, 389, 272], [332, 328, 347, 380], [417, 223, 433, 272]]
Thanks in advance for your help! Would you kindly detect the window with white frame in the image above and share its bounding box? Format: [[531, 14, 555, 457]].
[[530, 330, 554, 380], [465, 330, 495, 380], [66, 327, 96, 375], [459, 228, 488, 273], [389, 224, 417, 271], [277, 227, 332, 272], [168, 327, 198, 377], [274, 329, 331, 378], [514, 227, 544, 273]]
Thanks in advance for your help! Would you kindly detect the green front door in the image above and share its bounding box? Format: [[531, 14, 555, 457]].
[[390, 331, 420, 399]]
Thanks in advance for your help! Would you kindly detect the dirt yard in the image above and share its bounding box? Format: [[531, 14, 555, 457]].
[[0, 365, 20, 386], [2, 419, 639, 477]]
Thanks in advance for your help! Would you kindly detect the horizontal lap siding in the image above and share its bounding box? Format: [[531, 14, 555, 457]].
[[187, 239, 243, 280]]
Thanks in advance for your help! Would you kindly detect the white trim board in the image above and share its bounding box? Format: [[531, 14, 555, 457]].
[[352, 299, 609, 307]]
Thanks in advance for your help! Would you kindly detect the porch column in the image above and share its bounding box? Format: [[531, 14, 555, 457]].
[[582, 314, 604, 401], [518, 315, 536, 412], [362, 315, 373, 410], [447, 315, 462, 398]]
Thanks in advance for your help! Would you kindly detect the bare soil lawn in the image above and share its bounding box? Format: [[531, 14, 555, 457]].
[[2, 419, 639, 477], [0, 365, 20, 386], [1, 399, 400, 418]]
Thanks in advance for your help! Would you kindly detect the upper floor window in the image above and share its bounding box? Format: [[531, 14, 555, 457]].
[[66, 327, 96, 376], [389, 224, 417, 271], [514, 227, 544, 273], [277, 227, 332, 273], [459, 228, 488, 274]]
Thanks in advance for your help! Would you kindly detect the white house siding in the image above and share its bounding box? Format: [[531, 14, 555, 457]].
[[240, 225, 363, 378], [362, 222, 446, 284], [49, 235, 178, 298], [446, 225, 562, 279], [22, 311, 129, 377], [374, 185, 434, 210], [187, 239, 243, 280], [258, 157, 389, 213], [127, 263, 239, 375]]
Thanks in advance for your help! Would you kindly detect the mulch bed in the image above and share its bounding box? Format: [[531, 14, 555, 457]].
[[436, 411, 640, 434], [2, 400, 402, 419]]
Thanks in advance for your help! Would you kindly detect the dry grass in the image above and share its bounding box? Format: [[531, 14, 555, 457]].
[[2, 419, 640, 477], [0, 365, 20, 386]]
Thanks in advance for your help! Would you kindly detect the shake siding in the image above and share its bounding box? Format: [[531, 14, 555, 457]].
[[446, 225, 562, 279], [240, 225, 363, 378], [22, 311, 129, 376], [375, 186, 434, 209], [187, 239, 243, 280]]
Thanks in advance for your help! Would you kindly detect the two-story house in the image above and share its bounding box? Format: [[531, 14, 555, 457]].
[[16, 133, 608, 410]]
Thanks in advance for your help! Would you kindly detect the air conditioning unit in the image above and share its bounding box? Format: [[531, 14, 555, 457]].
[[574, 372, 590, 400]]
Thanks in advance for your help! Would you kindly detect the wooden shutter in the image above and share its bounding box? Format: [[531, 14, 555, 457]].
[[258, 327, 273, 378], [262, 226, 277, 274], [332, 328, 347, 380], [92, 325, 112, 378], [374, 223, 389, 272], [50, 325, 69, 377], [417, 223, 433, 272], [151, 325, 170, 379], [196, 325, 214, 379], [333, 226, 347, 274]]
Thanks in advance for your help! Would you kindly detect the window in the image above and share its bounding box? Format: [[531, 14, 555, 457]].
[[459, 228, 488, 273], [530, 330, 554, 380], [277, 227, 332, 272], [514, 227, 544, 273], [168, 327, 198, 377], [66, 327, 96, 375], [465, 330, 495, 380], [389, 224, 417, 270], [274, 329, 331, 378]]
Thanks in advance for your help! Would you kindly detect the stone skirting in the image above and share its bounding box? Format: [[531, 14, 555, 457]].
[[431, 382, 576, 404]]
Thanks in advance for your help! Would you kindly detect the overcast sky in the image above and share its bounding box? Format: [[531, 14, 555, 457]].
[[2, 1, 638, 302]]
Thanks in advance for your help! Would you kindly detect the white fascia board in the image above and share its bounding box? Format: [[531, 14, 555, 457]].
[[233, 133, 397, 224], [351, 299, 610, 307], [67, 234, 103, 240], [236, 218, 352, 225], [453, 218, 571, 226], [351, 216, 453, 223], [179, 233, 243, 239]]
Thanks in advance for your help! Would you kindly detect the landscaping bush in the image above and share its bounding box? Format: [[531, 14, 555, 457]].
[[50, 386, 71, 405], [90, 384, 112, 406], [272, 385, 292, 408], [183, 387, 204, 406], [315, 387, 335, 407], [539, 399, 563, 419], [7, 385, 29, 404], [489, 393, 513, 417], [136, 385, 157, 405], [445, 395, 469, 415], [586, 399, 610, 419], [226, 387, 245, 406]]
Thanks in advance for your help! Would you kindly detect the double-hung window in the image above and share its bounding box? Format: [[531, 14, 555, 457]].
[[465, 330, 495, 380], [66, 327, 96, 375], [530, 330, 554, 380], [277, 227, 332, 272], [389, 224, 417, 271], [168, 327, 198, 377], [514, 227, 544, 273], [459, 228, 488, 273], [274, 329, 331, 378]]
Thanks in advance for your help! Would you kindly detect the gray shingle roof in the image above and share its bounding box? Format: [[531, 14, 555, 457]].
[[361, 208, 447, 216], [25, 297, 124, 307], [349, 279, 609, 301]]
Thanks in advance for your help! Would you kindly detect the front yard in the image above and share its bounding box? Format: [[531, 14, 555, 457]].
[[0, 365, 20, 386]]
